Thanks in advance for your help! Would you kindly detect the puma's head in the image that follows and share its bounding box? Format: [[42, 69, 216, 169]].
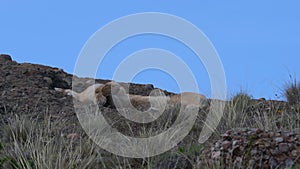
[[96, 81, 122, 97]]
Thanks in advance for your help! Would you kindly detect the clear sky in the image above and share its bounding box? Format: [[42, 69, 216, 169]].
[[1, 1, 300, 100]]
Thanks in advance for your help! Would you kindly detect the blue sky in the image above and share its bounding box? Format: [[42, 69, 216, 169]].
[[1, 1, 300, 100]]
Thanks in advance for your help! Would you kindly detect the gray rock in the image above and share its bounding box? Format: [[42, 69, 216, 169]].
[[275, 137, 284, 143], [0, 54, 12, 62], [278, 143, 290, 153], [285, 159, 294, 168], [43, 77, 53, 86]]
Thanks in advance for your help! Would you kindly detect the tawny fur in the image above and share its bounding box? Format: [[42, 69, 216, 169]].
[[96, 82, 152, 108], [55, 83, 106, 105], [56, 81, 208, 109], [97, 81, 208, 109], [124, 92, 208, 108]]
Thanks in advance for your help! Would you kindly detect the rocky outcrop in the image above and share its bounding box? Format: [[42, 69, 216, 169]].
[[208, 128, 300, 168], [0, 54, 173, 118]]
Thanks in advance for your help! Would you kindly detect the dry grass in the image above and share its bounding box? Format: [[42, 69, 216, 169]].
[[0, 114, 103, 169], [284, 76, 300, 113], [1, 82, 300, 168]]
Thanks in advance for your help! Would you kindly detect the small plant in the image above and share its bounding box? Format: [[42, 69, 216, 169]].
[[177, 144, 204, 158], [284, 76, 300, 109], [216, 91, 253, 132], [231, 91, 252, 113]]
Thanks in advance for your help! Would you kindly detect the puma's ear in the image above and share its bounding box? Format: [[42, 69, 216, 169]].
[[95, 93, 107, 105], [110, 82, 121, 94], [95, 87, 102, 94], [101, 81, 121, 97], [99, 83, 109, 97]]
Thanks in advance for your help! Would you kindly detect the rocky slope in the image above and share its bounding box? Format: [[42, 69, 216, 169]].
[[0, 54, 172, 118], [0, 54, 299, 169]]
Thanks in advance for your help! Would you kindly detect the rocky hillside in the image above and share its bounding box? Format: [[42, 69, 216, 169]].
[[0, 54, 299, 169], [0, 54, 172, 118]]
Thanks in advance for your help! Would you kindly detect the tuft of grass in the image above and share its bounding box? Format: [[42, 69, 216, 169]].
[[1, 87, 299, 168], [231, 91, 252, 113], [0, 114, 103, 169], [0, 104, 207, 169], [284, 76, 300, 112], [216, 91, 253, 132]]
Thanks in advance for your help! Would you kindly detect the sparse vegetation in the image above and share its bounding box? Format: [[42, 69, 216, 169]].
[[0, 104, 206, 169], [217, 91, 253, 131], [0, 114, 102, 169], [1, 92, 299, 168], [231, 90, 252, 113], [284, 76, 300, 112]]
